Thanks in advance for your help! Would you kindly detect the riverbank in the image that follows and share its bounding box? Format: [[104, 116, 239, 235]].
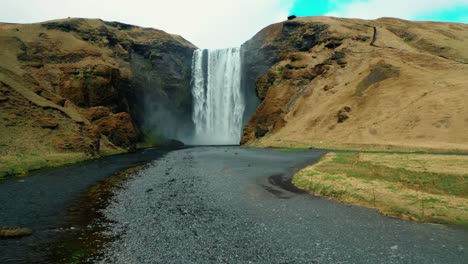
[[0, 147, 148, 179], [45, 165, 145, 263], [0, 151, 121, 179], [293, 152, 468, 225], [0, 148, 170, 264]]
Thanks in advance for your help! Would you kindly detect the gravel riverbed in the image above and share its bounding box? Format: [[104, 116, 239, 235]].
[[98, 147, 467, 264]]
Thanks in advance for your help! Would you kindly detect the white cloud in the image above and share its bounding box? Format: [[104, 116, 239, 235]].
[[0, 0, 294, 49], [327, 0, 468, 21]]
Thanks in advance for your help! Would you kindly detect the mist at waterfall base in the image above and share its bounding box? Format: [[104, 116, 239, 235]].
[[190, 48, 246, 145], [141, 100, 194, 145]]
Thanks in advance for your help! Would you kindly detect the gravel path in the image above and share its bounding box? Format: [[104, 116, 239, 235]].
[[99, 147, 467, 264]]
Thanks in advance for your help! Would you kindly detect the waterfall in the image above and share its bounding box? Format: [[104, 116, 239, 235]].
[[191, 48, 245, 145]]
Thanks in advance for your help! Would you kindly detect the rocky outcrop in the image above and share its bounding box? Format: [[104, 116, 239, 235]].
[[129, 38, 195, 140], [0, 18, 196, 176], [240, 17, 468, 151]]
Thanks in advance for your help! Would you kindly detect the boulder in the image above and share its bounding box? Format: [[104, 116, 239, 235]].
[[37, 117, 59, 129], [0, 227, 33, 238], [95, 112, 138, 149], [160, 139, 185, 148]]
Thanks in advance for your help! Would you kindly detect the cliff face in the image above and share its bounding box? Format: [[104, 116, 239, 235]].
[[0, 18, 196, 176], [241, 17, 468, 151], [129, 38, 195, 140]]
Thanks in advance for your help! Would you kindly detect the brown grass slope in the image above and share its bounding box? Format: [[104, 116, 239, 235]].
[[241, 17, 468, 152], [0, 18, 195, 176]]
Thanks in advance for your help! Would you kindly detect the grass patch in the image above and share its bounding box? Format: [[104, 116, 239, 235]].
[[275, 147, 310, 152], [0, 152, 90, 178], [136, 127, 161, 149], [293, 152, 468, 225], [317, 153, 467, 197]]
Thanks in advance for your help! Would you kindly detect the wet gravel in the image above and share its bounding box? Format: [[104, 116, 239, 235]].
[[99, 147, 467, 264]]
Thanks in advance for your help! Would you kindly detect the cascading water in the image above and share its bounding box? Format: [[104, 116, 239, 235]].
[[191, 48, 245, 145]]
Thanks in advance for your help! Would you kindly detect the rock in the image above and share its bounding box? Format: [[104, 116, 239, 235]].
[[59, 65, 127, 112], [160, 139, 185, 148], [129, 40, 195, 138], [337, 59, 348, 66], [49, 97, 66, 106], [256, 71, 278, 100], [288, 15, 297, 20], [38, 118, 59, 129], [39, 90, 66, 106], [354, 62, 400, 96], [95, 112, 138, 149], [85, 106, 112, 122], [0, 227, 33, 238], [255, 127, 269, 138], [325, 40, 343, 49], [50, 124, 100, 156], [330, 51, 346, 60], [337, 107, 352, 123]]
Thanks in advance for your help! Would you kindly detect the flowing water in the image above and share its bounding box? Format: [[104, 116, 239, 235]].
[[191, 48, 245, 145]]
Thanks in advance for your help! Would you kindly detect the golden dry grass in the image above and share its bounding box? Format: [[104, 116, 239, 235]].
[[359, 153, 468, 176], [245, 17, 468, 152], [293, 152, 468, 225]]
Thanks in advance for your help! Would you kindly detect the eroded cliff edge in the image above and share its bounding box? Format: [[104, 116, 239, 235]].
[[240, 17, 468, 151], [0, 18, 196, 176]]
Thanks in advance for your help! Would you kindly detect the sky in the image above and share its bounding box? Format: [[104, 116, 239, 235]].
[[1, 0, 467, 49]]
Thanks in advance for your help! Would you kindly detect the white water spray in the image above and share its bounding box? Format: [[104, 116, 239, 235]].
[[191, 48, 245, 145]]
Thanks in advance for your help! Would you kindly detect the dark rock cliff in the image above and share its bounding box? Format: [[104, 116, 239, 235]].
[[129, 39, 195, 141]]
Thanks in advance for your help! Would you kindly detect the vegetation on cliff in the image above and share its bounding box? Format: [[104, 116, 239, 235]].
[[0, 18, 196, 177]]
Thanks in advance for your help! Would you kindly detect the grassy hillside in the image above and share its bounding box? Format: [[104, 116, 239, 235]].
[[241, 17, 468, 152], [0, 18, 195, 177]]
